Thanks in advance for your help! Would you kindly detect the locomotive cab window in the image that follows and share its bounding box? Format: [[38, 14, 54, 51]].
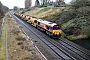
[[53, 25, 61, 30]]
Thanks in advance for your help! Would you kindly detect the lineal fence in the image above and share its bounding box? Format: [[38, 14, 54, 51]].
[[0, 18, 4, 36]]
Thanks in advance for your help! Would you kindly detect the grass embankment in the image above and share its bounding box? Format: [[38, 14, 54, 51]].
[[0, 19, 5, 60], [1, 13, 41, 60], [24, 7, 65, 18], [23, 5, 90, 40]]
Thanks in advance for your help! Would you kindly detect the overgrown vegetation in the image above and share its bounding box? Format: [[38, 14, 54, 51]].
[[23, 0, 90, 40], [0, 21, 5, 60]]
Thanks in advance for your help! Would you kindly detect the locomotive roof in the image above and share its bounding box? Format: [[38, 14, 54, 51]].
[[37, 19, 57, 27]]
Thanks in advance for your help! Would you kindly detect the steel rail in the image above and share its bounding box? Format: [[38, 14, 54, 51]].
[[58, 38, 90, 60]]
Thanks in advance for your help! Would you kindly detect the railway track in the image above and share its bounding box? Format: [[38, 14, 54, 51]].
[[35, 32, 75, 60], [10, 11, 90, 60], [35, 26, 90, 60], [58, 37, 90, 60]]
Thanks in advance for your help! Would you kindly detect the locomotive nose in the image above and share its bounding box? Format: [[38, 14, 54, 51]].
[[52, 30, 62, 35]]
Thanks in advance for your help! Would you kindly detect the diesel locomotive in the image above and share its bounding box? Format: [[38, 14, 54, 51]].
[[14, 12, 62, 38]]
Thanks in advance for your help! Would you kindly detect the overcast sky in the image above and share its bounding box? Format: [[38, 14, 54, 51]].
[[0, 0, 72, 9]]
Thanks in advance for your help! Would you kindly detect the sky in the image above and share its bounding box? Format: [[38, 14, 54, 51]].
[[64, 0, 72, 4], [0, 0, 72, 9]]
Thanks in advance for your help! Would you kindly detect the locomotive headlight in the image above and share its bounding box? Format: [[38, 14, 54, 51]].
[[52, 30, 62, 35]]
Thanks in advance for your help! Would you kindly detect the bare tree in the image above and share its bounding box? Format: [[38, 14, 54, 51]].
[[25, 0, 32, 8]]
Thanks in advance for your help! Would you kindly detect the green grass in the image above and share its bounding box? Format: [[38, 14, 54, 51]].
[[36, 7, 51, 14], [0, 22, 5, 60], [66, 35, 87, 40]]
